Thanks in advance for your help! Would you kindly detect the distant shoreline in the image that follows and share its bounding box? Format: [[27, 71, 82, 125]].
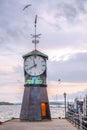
[[0, 102, 14, 105], [0, 101, 65, 105]]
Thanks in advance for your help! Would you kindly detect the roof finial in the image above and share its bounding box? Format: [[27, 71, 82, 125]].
[[31, 15, 41, 50]]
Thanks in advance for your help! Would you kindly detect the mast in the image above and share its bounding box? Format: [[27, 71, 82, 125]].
[[31, 15, 41, 50]]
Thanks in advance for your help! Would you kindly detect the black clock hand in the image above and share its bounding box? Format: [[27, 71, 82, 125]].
[[33, 58, 35, 65], [28, 64, 37, 70]]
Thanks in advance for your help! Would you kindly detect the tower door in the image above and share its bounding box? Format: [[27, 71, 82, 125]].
[[41, 103, 47, 117]]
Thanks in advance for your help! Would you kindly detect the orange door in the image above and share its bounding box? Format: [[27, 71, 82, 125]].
[[41, 103, 46, 116]]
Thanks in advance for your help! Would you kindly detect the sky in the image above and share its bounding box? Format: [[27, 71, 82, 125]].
[[0, 0, 87, 103]]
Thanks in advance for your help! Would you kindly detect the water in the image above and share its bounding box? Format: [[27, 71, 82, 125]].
[[0, 105, 65, 122], [0, 105, 21, 122]]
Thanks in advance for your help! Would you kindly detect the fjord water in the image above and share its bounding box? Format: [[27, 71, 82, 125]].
[[0, 105, 65, 122]]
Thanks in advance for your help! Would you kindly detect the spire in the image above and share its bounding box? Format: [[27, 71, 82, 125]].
[[31, 15, 41, 50]]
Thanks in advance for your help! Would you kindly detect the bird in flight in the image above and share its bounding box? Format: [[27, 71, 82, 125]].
[[58, 79, 61, 84], [23, 4, 31, 11]]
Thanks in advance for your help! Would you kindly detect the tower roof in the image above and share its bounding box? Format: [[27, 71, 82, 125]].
[[23, 49, 48, 59]]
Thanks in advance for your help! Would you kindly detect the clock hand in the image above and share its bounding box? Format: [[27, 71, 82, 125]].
[[33, 58, 35, 65], [28, 64, 37, 70]]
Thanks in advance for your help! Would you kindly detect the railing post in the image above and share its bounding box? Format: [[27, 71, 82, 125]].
[[64, 92, 67, 118]]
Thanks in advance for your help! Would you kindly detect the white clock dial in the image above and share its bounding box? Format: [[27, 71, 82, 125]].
[[24, 56, 46, 76]]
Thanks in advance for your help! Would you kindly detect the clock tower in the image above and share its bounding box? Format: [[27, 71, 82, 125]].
[[20, 15, 51, 121]]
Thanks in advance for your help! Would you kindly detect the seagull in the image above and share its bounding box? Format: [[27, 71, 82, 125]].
[[58, 79, 61, 84], [23, 4, 31, 11], [58, 79, 61, 82]]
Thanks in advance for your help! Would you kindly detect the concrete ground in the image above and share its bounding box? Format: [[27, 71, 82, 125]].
[[0, 119, 79, 130]]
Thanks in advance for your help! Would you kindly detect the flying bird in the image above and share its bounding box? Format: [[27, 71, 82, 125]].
[[23, 4, 31, 11], [58, 79, 61, 82], [58, 79, 61, 84]]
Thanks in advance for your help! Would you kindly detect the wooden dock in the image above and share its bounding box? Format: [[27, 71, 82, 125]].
[[0, 119, 80, 130]]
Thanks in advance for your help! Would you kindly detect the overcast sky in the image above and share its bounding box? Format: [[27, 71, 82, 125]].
[[0, 0, 87, 102]]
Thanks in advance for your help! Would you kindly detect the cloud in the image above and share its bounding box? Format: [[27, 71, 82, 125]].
[[47, 81, 87, 99], [76, 0, 87, 12], [67, 89, 87, 101], [0, 65, 24, 87], [0, 92, 23, 103], [0, 0, 87, 102], [47, 52, 87, 83], [49, 88, 87, 102], [0, 0, 33, 48], [56, 3, 77, 22], [0, 0, 87, 51], [54, 0, 87, 23]]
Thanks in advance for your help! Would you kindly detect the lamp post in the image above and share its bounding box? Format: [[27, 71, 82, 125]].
[[64, 92, 67, 118]]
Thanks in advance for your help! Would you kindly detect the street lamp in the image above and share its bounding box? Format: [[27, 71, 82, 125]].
[[64, 92, 67, 118]]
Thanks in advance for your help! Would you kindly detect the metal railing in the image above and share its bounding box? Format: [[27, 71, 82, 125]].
[[66, 111, 87, 130]]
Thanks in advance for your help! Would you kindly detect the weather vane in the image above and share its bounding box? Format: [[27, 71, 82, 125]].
[[23, 4, 41, 50], [31, 15, 41, 50]]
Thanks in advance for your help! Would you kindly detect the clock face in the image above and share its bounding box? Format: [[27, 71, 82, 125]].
[[24, 55, 46, 76]]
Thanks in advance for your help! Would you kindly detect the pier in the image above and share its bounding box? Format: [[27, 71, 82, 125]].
[[66, 111, 87, 130], [0, 119, 79, 130]]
